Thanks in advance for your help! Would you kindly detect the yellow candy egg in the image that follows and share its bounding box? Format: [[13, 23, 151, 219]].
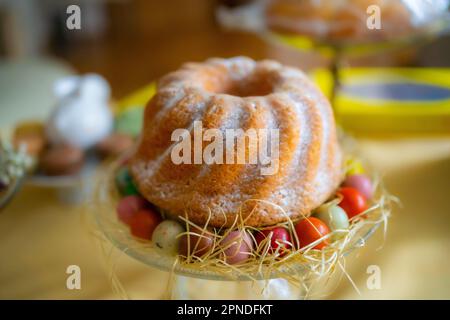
[[345, 158, 365, 176]]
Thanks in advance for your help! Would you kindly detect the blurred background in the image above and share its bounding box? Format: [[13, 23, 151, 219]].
[[0, 0, 449, 299]]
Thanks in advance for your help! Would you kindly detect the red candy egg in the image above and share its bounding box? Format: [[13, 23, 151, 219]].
[[129, 209, 162, 240], [255, 227, 292, 256], [343, 174, 373, 200], [221, 230, 254, 265], [338, 187, 368, 219], [294, 217, 330, 250], [116, 195, 148, 225]]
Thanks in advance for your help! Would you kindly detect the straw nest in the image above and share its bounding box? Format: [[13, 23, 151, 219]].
[[88, 133, 396, 297]]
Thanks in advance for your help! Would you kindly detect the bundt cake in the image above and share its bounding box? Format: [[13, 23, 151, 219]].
[[130, 57, 343, 228], [265, 0, 413, 42]]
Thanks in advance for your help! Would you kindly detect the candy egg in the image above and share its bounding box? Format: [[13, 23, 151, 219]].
[[129, 208, 162, 240], [115, 107, 144, 138], [115, 167, 139, 196], [116, 195, 148, 225], [178, 227, 214, 259], [255, 227, 292, 256], [338, 187, 368, 219], [295, 217, 330, 250], [152, 220, 185, 254], [343, 174, 374, 200], [315, 205, 349, 231], [220, 230, 254, 265], [345, 158, 365, 175]]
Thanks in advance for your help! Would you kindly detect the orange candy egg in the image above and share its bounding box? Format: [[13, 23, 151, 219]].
[[295, 217, 330, 250], [338, 187, 368, 219]]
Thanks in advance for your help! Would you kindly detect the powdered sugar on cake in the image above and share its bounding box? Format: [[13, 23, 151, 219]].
[[130, 57, 343, 227]]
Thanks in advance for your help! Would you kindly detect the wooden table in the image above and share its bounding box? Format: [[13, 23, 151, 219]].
[[1, 0, 449, 299], [1, 137, 449, 299]]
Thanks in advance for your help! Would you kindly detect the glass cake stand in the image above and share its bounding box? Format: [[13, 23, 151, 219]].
[[92, 151, 387, 299], [26, 150, 101, 204], [216, 0, 450, 107], [265, 11, 450, 104]]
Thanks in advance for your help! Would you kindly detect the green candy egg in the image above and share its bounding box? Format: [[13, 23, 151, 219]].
[[315, 205, 349, 232], [115, 167, 139, 196], [115, 107, 144, 138], [152, 220, 185, 254]]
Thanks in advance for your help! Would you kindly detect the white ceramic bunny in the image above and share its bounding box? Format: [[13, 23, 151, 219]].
[[46, 74, 113, 150]]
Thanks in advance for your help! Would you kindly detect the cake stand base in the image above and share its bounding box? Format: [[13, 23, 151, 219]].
[[170, 276, 307, 300]]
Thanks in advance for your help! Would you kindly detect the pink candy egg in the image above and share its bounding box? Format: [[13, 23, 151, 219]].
[[116, 195, 148, 225], [179, 228, 214, 259], [221, 230, 254, 265], [343, 174, 373, 200]]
